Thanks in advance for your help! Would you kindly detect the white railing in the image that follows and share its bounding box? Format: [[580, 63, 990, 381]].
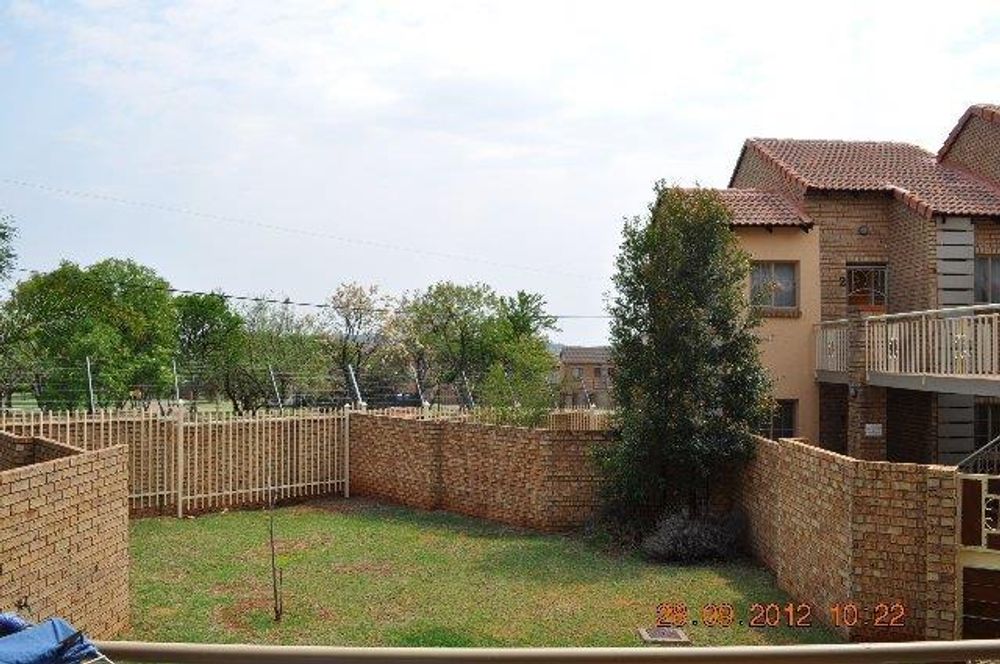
[[93, 639, 1000, 664], [866, 303, 1000, 378], [815, 319, 850, 373]]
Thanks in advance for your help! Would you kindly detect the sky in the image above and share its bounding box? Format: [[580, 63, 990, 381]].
[[1, 1, 999, 345]]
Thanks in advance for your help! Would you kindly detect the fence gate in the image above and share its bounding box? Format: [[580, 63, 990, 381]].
[[959, 472, 1000, 637]]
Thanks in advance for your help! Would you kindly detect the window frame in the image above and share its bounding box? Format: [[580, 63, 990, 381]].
[[750, 261, 799, 312], [758, 400, 797, 440], [974, 255, 1000, 304], [845, 263, 888, 307], [975, 400, 1000, 449]]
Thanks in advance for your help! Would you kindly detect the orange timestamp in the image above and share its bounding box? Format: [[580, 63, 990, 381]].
[[656, 601, 906, 629]]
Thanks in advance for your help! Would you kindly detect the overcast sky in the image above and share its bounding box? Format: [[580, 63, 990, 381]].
[[2, 1, 999, 345]]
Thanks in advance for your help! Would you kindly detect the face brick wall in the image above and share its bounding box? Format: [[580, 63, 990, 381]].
[[0, 440, 129, 639], [739, 436, 958, 641], [888, 201, 938, 313], [804, 193, 892, 321], [942, 115, 1000, 187], [349, 414, 607, 531], [730, 145, 808, 206], [975, 221, 1000, 255]]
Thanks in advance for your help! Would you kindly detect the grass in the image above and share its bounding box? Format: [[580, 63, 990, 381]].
[[128, 499, 841, 647]]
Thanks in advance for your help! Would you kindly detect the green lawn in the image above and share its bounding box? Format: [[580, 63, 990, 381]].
[[128, 499, 841, 647]]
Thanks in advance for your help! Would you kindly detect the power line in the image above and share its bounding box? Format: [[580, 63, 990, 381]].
[[1, 177, 601, 281], [11, 267, 612, 319]]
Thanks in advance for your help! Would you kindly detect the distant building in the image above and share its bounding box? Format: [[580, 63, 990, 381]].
[[558, 346, 613, 408]]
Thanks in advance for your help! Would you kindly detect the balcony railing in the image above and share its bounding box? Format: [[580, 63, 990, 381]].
[[866, 303, 1000, 378], [815, 319, 850, 373], [92, 639, 1000, 664]]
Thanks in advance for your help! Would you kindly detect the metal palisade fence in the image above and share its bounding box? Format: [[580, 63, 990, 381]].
[[0, 408, 358, 515], [0, 405, 610, 515]]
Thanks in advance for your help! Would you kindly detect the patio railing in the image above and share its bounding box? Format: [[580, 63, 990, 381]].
[[815, 319, 850, 373], [866, 303, 1000, 377], [94, 639, 1000, 664]]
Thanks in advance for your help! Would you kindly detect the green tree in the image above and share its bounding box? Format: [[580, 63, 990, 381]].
[[602, 184, 771, 537], [403, 282, 499, 405], [0, 213, 17, 282], [224, 299, 325, 412], [322, 282, 396, 398], [12, 259, 177, 410], [176, 293, 244, 409], [478, 292, 559, 423]]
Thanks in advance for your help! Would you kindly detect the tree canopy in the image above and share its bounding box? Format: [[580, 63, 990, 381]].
[[602, 184, 771, 536]]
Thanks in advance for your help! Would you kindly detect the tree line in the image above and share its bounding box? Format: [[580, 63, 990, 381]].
[[1, 252, 559, 417]]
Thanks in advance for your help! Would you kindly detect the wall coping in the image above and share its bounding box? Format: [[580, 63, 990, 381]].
[[760, 435, 958, 473]]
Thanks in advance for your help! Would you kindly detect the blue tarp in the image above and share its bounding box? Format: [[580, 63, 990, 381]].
[[0, 618, 100, 664]]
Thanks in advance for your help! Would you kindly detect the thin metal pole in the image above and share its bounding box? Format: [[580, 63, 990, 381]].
[[347, 364, 364, 407], [85, 356, 96, 414], [172, 359, 181, 404], [343, 405, 351, 498], [268, 364, 283, 412], [175, 407, 185, 518], [462, 371, 475, 409]]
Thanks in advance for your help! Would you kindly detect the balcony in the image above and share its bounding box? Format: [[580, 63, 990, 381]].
[[815, 304, 1000, 397]]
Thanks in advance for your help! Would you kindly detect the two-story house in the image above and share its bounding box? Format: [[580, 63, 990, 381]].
[[557, 346, 613, 408], [709, 104, 1000, 464]]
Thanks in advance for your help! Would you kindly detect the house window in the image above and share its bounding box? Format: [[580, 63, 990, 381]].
[[975, 400, 1000, 449], [572, 367, 582, 379], [974, 256, 1000, 304], [846, 264, 887, 306], [751, 262, 797, 308], [758, 400, 796, 439], [593, 367, 602, 379]]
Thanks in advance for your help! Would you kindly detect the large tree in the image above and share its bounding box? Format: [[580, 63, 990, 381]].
[[223, 299, 325, 412], [321, 282, 396, 397], [602, 184, 771, 536], [176, 293, 244, 409], [12, 259, 177, 410]]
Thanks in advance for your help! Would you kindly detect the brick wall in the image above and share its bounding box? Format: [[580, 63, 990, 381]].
[[888, 201, 938, 313], [0, 432, 80, 471], [0, 440, 129, 638], [739, 436, 958, 641], [804, 192, 892, 320], [942, 115, 1000, 187], [975, 221, 1000, 255], [349, 414, 607, 530], [730, 144, 808, 206], [886, 389, 937, 463]]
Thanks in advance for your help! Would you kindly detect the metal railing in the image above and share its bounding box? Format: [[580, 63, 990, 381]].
[[815, 319, 850, 373], [958, 432, 1000, 475], [866, 303, 1000, 377], [94, 640, 1000, 664]]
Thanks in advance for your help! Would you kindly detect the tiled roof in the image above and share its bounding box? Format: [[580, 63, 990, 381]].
[[938, 103, 1000, 160], [736, 138, 1000, 218], [713, 189, 812, 229], [560, 346, 611, 364]]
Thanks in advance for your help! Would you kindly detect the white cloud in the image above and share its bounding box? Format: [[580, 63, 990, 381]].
[[4, 0, 1000, 344]]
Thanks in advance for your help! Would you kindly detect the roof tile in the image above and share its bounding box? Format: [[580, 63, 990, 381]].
[[743, 138, 1000, 217]]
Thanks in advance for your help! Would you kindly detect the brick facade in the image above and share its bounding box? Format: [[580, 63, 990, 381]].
[[888, 201, 938, 313], [349, 413, 607, 531], [731, 143, 808, 206], [739, 435, 958, 641], [0, 436, 129, 638], [942, 115, 1000, 187], [975, 220, 1000, 255]]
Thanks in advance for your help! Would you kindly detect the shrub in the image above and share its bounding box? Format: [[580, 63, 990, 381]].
[[640, 510, 746, 564]]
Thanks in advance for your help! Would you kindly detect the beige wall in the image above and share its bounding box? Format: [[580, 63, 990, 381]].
[[736, 226, 821, 443]]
